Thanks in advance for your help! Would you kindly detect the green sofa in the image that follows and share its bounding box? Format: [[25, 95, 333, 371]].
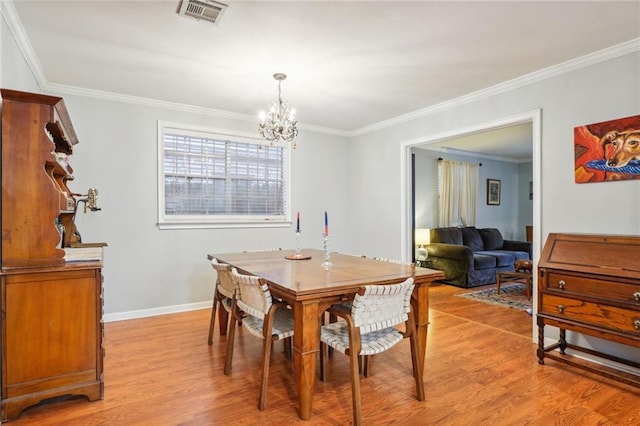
[[426, 226, 532, 288]]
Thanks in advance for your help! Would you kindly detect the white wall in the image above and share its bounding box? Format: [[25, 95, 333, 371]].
[[3, 7, 640, 365], [412, 149, 438, 230], [68, 96, 351, 317], [350, 51, 640, 256], [1, 16, 352, 317], [349, 50, 639, 363], [1, 14, 39, 93], [517, 162, 534, 242], [412, 148, 532, 240]]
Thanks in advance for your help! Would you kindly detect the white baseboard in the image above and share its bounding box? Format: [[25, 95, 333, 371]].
[[104, 301, 212, 323]]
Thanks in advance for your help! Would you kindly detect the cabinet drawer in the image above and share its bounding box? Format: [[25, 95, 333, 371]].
[[544, 271, 640, 307], [540, 294, 640, 335]]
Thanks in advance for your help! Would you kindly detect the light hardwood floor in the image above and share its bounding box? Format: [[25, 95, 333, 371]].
[[9, 283, 640, 425]]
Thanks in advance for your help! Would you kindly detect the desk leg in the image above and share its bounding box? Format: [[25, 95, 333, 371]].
[[292, 301, 320, 420], [412, 284, 429, 376]]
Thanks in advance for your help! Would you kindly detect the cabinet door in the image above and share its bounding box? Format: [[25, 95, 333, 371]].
[[2, 269, 100, 398]]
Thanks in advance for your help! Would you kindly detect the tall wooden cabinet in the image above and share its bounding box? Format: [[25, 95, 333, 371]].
[[0, 89, 105, 420]]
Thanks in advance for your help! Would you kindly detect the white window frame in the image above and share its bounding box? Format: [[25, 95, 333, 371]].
[[157, 121, 291, 229]]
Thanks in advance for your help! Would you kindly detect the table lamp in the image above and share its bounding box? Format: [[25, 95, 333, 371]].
[[415, 228, 430, 261]]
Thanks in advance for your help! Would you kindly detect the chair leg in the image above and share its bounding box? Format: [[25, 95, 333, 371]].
[[328, 313, 337, 357], [258, 336, 273, 411], [319, 342, 328, 382], [218, 304, 229, 336], [208, 299, 218, 345], [348, 349, 363, 426], [224, 312, 238, 375], [362, 355, 371, 377], [283, 336, 292, 360]]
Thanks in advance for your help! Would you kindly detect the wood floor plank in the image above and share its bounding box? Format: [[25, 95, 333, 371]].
[[8, 283, 640, 425]]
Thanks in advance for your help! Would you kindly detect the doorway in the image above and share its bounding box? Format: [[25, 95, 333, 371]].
[[400, 109, 542, 341]]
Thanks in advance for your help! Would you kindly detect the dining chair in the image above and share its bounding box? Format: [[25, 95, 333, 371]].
[[208, 258, 236, 345], [319, 278, 424, 426], [224, 268, 294, 410], [335, 256, 414, 376]]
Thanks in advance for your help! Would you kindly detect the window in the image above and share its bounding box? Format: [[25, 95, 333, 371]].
[[158, 122, 290, 229]]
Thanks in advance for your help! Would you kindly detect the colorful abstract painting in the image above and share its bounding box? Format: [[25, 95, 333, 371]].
[[574, 115, 640, 183]]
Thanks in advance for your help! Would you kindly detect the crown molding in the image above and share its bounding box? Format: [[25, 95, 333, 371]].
[[44, 82, 352, 137], [3, 0, 638, 139], [352, 37, 640, 136]]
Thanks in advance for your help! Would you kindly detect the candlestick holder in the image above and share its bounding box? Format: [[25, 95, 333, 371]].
[[321, 234, 332, 268], [285, 230, 311, 260]]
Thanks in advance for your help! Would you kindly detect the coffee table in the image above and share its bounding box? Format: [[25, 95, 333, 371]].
[[496, 270, 533, 300]]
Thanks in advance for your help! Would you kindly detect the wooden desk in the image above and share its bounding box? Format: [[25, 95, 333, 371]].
[[208, 250, 444, 420]]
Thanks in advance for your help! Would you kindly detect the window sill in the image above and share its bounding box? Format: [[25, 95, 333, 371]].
[[157, 221, 291, 230]]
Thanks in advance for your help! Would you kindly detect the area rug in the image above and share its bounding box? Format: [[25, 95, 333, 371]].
[[456, 283, 532, 313]]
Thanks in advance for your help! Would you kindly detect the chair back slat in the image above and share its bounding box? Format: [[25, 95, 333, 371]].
[[351, 278, 414, 334], [231, 268, 272, 320], [211, 258, 235, 298], [373, 257, 414, 266]]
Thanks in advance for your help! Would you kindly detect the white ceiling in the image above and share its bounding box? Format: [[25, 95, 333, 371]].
[[7, 0, 640, 159], [420, 122, 534, 162]]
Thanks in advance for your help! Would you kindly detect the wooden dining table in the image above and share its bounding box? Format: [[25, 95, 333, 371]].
[[207, 249, 444, 420]]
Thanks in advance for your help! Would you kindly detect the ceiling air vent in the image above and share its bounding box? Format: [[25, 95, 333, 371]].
[[177, 0, 227, 25]]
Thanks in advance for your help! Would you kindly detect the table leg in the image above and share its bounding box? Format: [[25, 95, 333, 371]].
[[412, 284, 429, 375], [496, 273, 502, 294], [292, 300, 320, 420]]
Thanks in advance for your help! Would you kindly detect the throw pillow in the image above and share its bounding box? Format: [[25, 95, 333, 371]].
[[461, 227, 484, 251], [430, 227, 463, 245], [479, 228, 504, 250]]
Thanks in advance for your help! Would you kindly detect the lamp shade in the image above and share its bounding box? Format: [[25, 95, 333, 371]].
[[415, 228, 430, 261], [415, 228, 430, 246]]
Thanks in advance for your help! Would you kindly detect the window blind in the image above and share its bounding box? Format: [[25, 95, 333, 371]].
[[158, 124, 289, 228]]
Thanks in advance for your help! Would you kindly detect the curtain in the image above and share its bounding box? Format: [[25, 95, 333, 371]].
[[438, 159, 478, 227]]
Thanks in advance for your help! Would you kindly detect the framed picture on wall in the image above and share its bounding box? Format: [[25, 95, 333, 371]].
[[487, 179, 501, 205]]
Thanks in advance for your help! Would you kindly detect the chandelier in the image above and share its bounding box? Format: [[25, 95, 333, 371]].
[[258, 73, 298, 148]]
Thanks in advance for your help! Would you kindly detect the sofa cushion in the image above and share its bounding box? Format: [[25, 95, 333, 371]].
[[500, 250, 530, 262], [430, 227, 463, 245], [461, 227, 484, 252], [473, 253, 497, 270], [478, 228, 504, 250], [475, 250, 515, 267]]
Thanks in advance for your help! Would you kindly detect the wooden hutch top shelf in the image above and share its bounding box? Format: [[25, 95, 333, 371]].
[[1, 89, 81, 268]]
